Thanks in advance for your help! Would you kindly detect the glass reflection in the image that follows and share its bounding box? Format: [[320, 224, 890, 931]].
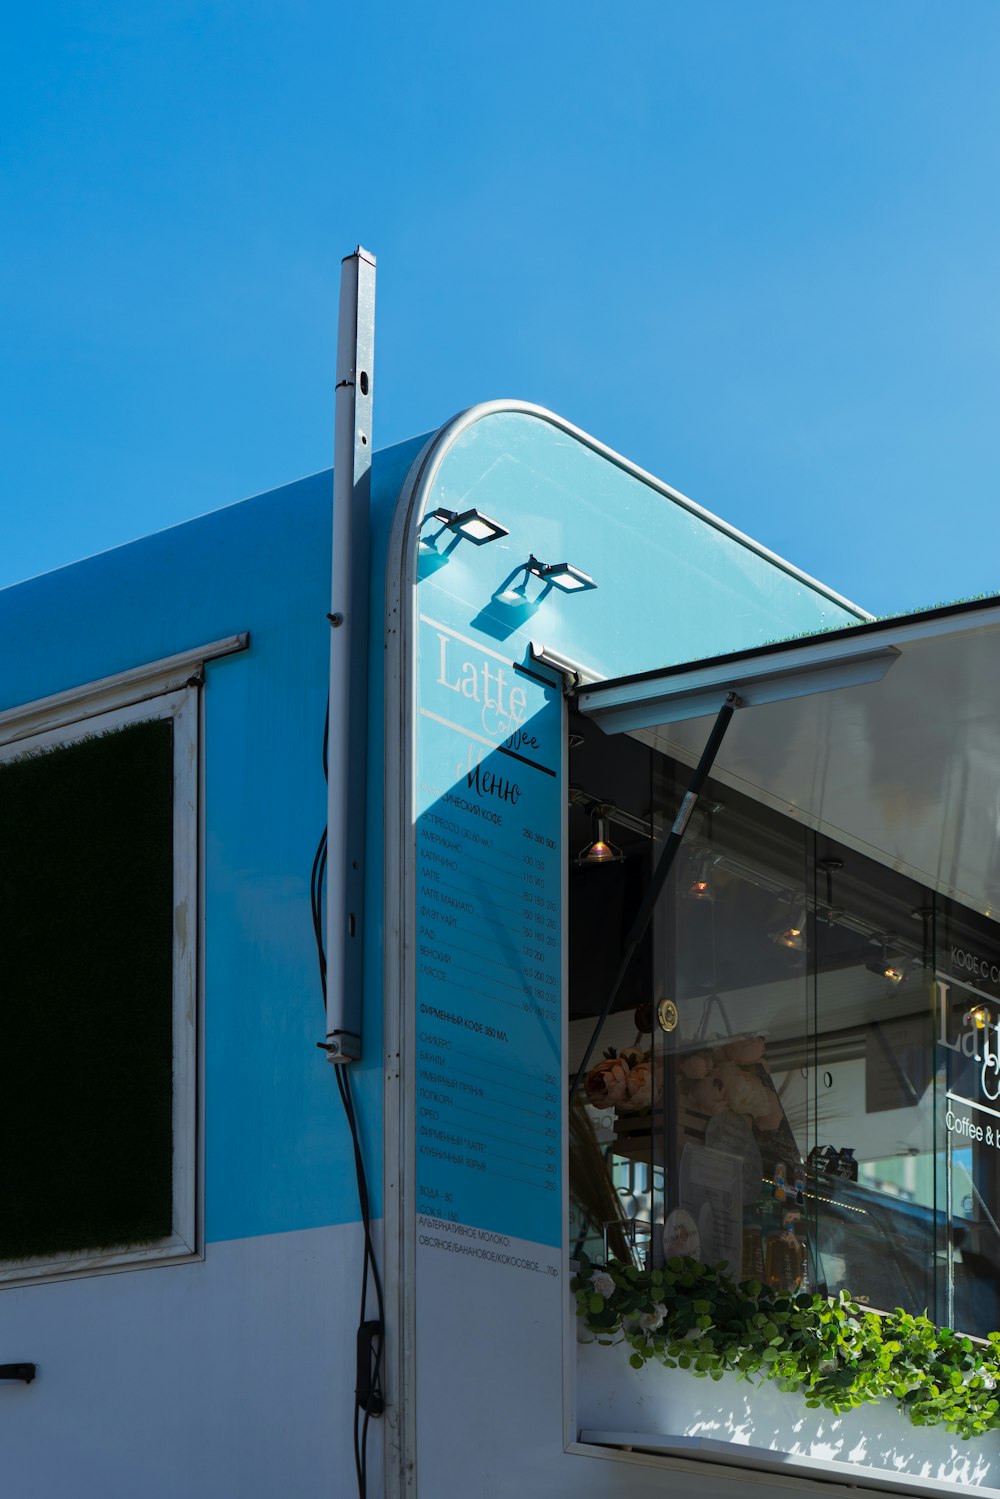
[[568, 734, 1000, 1339]]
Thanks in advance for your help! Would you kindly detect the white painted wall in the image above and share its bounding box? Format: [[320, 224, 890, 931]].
[[0, 1223, 374, 1499]]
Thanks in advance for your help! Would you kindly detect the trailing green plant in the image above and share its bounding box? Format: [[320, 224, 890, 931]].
[[573, 1254, 1000, 1440]]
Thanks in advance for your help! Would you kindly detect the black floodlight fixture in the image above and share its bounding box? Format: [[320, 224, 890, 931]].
[[430, 506, 508, 546], [772, 901, 808, 952], [526, 555, 597, 593], [576, 806, 623, 866]]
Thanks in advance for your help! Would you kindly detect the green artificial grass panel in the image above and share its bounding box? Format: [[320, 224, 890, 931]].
[[750, 591, 1000, 653], [0, 718, 174, 1260]]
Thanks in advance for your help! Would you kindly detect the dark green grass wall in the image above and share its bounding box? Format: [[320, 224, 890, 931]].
[[0, 718, 174, 1259]]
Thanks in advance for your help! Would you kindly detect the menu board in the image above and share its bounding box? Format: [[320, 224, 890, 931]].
[[414, 609, 562, 1249]]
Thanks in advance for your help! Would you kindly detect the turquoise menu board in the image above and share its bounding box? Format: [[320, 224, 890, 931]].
[[414, 604, 563, 1249]]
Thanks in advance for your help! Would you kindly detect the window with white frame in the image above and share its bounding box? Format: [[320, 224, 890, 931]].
[[0, 685, 198, 1283]]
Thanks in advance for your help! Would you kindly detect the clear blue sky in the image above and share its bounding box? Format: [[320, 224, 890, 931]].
[[4, 1, 999, 615]]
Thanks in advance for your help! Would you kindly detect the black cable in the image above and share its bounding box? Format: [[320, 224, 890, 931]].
[[310, 702, 384, 1499], [310, 828, 328, 991], [334, 1062, 385, 1496]]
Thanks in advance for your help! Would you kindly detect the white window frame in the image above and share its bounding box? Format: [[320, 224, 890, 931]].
[[0, 637, 246, 1285]]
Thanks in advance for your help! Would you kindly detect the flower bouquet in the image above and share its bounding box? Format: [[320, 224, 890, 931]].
[[583, 1045, 661, 1162]]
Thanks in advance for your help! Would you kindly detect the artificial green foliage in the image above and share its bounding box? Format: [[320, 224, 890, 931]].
[[573, 1254, 1000, 1441], [0, 719, 174, 1260]]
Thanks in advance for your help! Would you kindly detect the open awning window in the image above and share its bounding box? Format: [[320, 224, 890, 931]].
[[577, 596, 1000, 919]]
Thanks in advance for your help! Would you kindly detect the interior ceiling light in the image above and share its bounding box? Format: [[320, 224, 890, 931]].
[[429, 506, 508, 545], [772, 902, 808, 951], [966, 1004, 991, 1030], [576, 806, 623, 866], [526, 555, 596, 593], [866, 939, 910, 986], [687, 851, 716, 903]]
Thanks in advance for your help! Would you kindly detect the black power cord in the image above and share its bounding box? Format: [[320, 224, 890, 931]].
[[311, 706, 385, 1499]]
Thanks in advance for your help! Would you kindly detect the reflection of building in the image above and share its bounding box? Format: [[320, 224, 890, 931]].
[[4, 267, 1000, 1495]]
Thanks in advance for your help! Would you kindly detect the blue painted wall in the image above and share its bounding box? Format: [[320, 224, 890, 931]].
[[0, 435, 425, 1242]]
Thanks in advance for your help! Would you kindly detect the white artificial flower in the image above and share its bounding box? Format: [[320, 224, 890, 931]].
[[591, 1271, 615, 1299], [639, 1303, 667, 1332]]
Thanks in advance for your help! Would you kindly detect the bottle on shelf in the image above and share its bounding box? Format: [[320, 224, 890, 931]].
[[764, 1211, 805, 1292], [773, 1160, 788, 1203], [741, 1223, 764, 1282]]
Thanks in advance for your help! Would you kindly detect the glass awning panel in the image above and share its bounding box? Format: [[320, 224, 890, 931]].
[[577, 597, 1000, 917]]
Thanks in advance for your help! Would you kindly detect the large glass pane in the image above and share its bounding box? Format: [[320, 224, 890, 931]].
[[651, 763, 810, 1288], [809, 852, 937, 1319], [570, 729, 1000, 1340], [567, 716, 655, 1267]]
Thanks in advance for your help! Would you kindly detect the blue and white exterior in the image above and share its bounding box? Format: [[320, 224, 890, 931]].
[[2, 401, 996, 1497]]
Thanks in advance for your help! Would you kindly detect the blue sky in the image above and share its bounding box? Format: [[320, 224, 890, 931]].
[[3, 1, 999, 614]]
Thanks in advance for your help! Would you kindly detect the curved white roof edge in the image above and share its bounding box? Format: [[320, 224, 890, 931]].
[[401, 399, 873, 623]]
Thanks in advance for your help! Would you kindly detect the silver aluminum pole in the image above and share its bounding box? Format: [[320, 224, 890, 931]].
[[325, 246, 376, 1061]]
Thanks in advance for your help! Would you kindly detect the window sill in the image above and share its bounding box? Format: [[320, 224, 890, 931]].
[[0, 1237, 202, 1289], [577, 1337, 1000, 1495]]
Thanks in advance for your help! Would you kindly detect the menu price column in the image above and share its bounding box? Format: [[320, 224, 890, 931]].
[[414, 613, 562, 1249]]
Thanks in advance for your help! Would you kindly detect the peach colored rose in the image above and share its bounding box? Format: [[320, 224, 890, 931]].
[[755, 1092, 785, 1132], [585, 1056, 631, 1107], [621, 1061, 653, 1112], [722, 1069, 771, 1119], [689, 1072, 728, 1116], [725, 1035, 766, 1065], [618, 1046, 648, 1070]]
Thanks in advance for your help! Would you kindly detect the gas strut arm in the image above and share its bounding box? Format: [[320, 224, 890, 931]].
[[570, 691, 741, 1099]]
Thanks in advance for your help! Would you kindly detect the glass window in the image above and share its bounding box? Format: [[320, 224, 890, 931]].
[[569, 725, 1000, 1340]]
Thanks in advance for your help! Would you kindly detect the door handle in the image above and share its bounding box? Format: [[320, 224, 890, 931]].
[[0, 1364, 35, 1383]]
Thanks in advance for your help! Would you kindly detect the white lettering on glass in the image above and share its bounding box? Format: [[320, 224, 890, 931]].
[[937, 978, 1000, 1103], [436, 631, 528, 740]]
